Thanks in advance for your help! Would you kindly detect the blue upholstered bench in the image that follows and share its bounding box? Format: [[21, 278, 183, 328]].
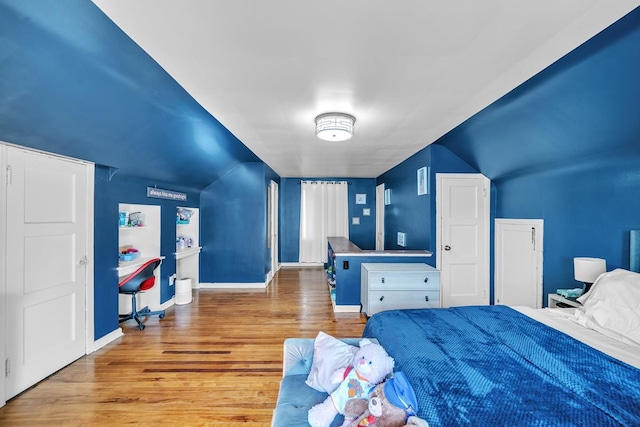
[[271, 337, 363, 427]]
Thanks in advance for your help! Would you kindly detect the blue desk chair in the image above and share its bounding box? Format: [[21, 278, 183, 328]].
[[119, 258, 165, 330]]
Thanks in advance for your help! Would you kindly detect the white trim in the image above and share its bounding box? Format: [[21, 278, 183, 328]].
[[280, 262, 324, 268], [0, 144, 6, 408], [89, 328, 123, 353], [199, 282, 268, 289], [332, 304, 361, 313], [85, 163, 95, 354], [159, 297, 176, 311]]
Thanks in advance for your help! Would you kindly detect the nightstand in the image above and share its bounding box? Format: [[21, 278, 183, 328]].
[[548, 293, 582, 308]]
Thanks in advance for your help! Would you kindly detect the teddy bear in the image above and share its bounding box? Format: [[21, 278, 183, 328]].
[[342, 371, 427, 427], [308, 339, 395, 427]]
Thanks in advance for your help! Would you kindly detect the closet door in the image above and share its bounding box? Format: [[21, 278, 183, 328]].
[[5, 146, 88, 398], [494, 219, 544, 308]]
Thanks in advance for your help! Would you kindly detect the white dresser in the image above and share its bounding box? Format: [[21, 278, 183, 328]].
[[361, 263, 440, 316]]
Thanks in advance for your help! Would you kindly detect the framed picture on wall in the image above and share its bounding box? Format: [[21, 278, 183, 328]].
[[384, 188, 391, 205], [356, 193, 367, 204], [417, 167, 429, 195]]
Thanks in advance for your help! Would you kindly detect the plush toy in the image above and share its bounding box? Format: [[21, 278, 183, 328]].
[[308, 339, 395, 427], [343, 372, 425, 427]]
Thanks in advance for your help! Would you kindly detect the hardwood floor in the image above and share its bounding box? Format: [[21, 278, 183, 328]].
[[0, 267, 367, 426]]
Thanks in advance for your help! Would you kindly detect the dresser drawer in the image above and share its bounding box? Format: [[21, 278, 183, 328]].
[[366, 270, 439, 291], [366, 290, 440, 316]]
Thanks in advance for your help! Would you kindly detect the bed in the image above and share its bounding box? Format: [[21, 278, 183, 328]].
[[361, 268, 640, 426]]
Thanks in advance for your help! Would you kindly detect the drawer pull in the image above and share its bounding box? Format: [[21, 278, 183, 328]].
[[424, 277, 429, 283], [425, 295, 429, 302], [381, 277, 385, 284], [379, 295, 384, 301]]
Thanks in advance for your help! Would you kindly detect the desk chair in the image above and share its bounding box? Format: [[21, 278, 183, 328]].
[[119, 257, 165, 330]]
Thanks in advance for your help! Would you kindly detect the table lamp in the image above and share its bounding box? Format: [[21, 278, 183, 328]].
[[573, 257, 606, 295]]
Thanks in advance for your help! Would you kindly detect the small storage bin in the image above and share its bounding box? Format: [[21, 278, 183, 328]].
[[119, 249, 140, 262], [175, 278, 193, 305]]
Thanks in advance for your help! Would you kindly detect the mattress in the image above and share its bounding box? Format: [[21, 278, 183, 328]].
[[514, 306, 640, 369], [362, 305, 640, 427]]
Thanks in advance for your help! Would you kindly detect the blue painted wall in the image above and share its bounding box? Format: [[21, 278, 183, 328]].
[[200, 163, 270, 283], [431, 7, 640, 303], [278, 178, 377, 263], [377, 145, 476, 260], [0, 0, 260, 189], [94, 166, 119, 339], [94, 174, 200, 338]]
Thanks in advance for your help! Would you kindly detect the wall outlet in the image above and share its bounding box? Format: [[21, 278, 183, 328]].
[[397, 232, 406, 247], [169, 274, 177, 286]]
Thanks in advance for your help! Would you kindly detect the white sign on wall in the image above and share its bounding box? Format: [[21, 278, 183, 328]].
[[147, 187, 187, 201]]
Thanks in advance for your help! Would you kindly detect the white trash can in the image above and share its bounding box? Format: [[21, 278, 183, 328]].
[[175, 278, 193, 305]]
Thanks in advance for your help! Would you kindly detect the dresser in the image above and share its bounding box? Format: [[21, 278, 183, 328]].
[[361, 263, 440, 316]]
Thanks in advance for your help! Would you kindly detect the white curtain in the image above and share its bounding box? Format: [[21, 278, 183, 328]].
[[299, 181, 349, 263]]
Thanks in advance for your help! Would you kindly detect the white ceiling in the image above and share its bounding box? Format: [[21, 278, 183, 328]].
[[92, 0, 639, 178]]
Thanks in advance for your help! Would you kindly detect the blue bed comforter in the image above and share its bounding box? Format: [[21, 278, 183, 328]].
[[362, 305, 640, 427]]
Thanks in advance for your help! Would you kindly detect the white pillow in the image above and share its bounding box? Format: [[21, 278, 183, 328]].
[[575, 268, 640, 345], [305, 331, 358, 393]]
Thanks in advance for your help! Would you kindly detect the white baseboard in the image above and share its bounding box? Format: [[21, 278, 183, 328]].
[[333, 304, 361, 313], [280, 262, 324, 268], [199, 282, 268, 289], [89, 328, 123, 354], [159, 298, 175, 310]]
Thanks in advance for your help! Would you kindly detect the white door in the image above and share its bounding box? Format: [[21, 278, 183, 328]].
[[269, 181, 279, 278], [5, 146, 88, 399], [436, 174, 490, 307], [375, 183, 385, 250], [495, 219, 544, 308]]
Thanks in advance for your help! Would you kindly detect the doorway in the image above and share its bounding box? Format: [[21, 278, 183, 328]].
[[436, 173, 490, 307], [495, 219, 544, 308], [268, 180, 279, 281], [375, 183, 385, 250]]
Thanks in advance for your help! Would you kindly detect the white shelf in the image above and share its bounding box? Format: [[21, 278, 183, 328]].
[[175, 246, 202, 260], [176, 207, 200, 287], [118, 203, 162, 315]]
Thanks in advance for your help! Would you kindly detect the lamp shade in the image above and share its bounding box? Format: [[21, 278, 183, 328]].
[[573, 257, 606, 283], [315, 113, 355, 141]]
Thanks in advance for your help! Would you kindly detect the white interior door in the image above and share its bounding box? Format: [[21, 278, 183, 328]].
[[376, 183, 385, 250], [436, 173, 490, 307], [495, 219, 544, 308], [5, 146, 88, 399]]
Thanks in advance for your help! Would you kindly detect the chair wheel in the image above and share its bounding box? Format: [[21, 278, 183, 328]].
[[159, 313, 165, 319]]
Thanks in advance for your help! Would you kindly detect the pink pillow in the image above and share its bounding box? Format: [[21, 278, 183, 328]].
[[305, 332, 357, 392]]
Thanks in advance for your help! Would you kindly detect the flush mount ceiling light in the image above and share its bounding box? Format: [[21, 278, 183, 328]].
[[315, 113, 356, 142]]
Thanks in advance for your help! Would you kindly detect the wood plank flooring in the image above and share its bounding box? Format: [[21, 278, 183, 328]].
[[0, 267, 367, 426]]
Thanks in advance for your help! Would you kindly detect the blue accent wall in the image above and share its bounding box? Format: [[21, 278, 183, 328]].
[[432, 7, 640, 303], [377, 145, 476, 261], [93, 174, 200, 338], [3, 0, 640, 336], [278, 178, 377, 263], [0, 0, 260, 190], [94, 166, 119, 339], [200, 163, 269, 283]]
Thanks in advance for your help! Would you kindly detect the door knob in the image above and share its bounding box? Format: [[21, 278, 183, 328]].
[[444, 245, 451, 251]]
